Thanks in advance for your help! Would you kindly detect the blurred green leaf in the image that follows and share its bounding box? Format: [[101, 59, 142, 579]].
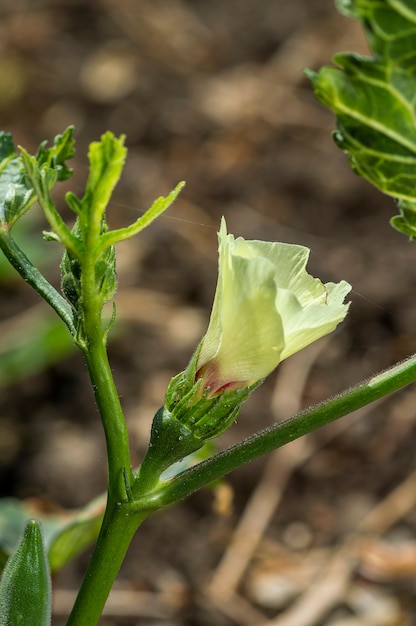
[[308, 0, 416, 239], [0, 496, 105, 574], [47, 496, 105, 572], [0, 213, 57, 282], [0, 133, 15, 162], [0, 308, 74, 388], [0, 442, 219, 574]]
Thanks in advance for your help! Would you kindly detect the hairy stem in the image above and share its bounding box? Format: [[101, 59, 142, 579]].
[[139, 354, 416, 508], [81, 335, 133, 499], [66, 256, 135, 625], [79, 250, 132, 500]]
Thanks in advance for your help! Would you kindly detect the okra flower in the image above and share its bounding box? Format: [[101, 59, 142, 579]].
[[196, 218, 351, 395], [140, 220, 351, 482]]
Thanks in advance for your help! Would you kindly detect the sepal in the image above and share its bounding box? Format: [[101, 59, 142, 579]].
[[167, 374, 259, 441], [61, 247, 82, 309], [137, 406, 202, 490], [60, 220, 117, 312]]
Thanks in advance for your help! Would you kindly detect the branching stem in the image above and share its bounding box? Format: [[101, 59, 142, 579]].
[[136, 354, 416, 509]]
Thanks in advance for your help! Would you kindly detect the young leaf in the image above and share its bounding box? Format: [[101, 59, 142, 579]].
[[35, 125, 75, 183], [0, 520, 51, 626], [308, 0, 416, 239], [0, 127, 75, 228], [70, 132, 127, 237], [94, 181, 185, 254], [0, 132, 35, 228]]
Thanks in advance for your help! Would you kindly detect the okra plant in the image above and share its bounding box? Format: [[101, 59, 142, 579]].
[[1, 0, 416, 624]]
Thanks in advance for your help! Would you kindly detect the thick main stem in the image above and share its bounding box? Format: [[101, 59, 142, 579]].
[[80, 248, 132, 498], [82, 336, 133, 498], [66, 503, 148, 626], [66, 252, 136, 625]]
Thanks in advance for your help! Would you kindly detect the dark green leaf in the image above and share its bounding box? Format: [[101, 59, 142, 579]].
[[308, 0, 416, 238], [0, 134, 15, 162]]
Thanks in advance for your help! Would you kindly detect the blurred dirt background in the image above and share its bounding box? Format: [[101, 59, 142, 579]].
[[1, 0, 416, 624]]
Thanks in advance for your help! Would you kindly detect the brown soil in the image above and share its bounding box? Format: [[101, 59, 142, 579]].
[[1, 1, 416, 625]]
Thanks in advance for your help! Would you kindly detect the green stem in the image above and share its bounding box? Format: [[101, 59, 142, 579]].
[[82, 335, 133, 498], [0, 228, 75, 334], [79, 248, 132, 498], [140, 353, 416, 508], [66, 353, 416, 624], [66, 254, 136, 625], [66, 503, 148, 626], [77, 171, 134, 495]]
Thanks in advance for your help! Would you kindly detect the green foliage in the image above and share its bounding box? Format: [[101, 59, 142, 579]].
[[65, 132, 127, 239], [31, 126, 75, 184], [0, 127, 184, 336], [0, 497, 105, 575], [307, 0, 416, 239], [94, 180, 185, 254], [0, 127, 75, 229], [59, 133, 126, 323], [0, 520, 51, 626], [59, 132, 182, 324], [0, 310, 74, 388]]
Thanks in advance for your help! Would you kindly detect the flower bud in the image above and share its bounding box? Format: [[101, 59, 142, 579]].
[[165, 219, 350, 436], [195, 217, 351, 395], [138, 219, 351, 488]]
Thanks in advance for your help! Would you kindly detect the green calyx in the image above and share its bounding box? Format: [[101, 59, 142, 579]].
[[134, 349, 260, 499], [165, 343, 258, 438], [166, 363, 258, 441]]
